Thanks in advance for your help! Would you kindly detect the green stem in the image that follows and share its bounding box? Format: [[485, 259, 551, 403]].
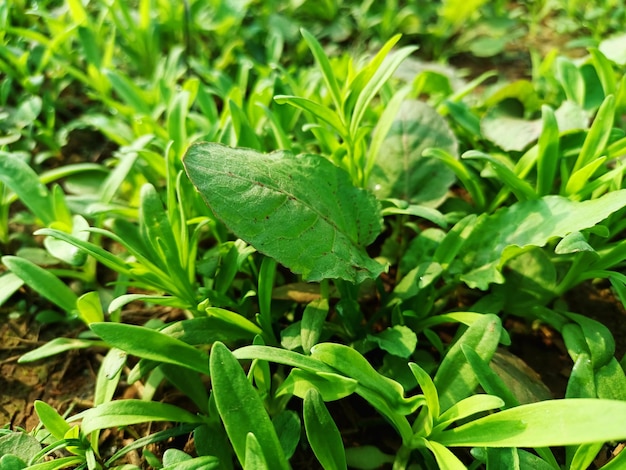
[[554, 252, 594, 296], [392, 445, 412, 470]]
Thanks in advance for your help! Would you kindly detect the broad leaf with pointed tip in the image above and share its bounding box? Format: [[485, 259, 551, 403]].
[[369, 100, 458, 207], [184, 143, 384, 283], [457, 190, 626, 290]]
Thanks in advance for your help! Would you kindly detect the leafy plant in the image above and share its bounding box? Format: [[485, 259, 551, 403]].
[[4, 1, 626, 469]]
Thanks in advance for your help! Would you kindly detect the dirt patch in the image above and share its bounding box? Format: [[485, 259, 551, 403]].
[[0, 317, 96, 431]]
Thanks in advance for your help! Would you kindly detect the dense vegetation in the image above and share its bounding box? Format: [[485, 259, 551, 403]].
[[2, 0, 626, 469]]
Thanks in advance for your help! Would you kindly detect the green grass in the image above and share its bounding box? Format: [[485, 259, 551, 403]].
[[2, 1, 626, 469]]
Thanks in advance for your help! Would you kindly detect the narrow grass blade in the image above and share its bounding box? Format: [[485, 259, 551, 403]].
[[463, 150, 537, 201], [18, 338, 97, 363], [2, 256, 78, 315], [573, 94, 615, 173], [300, 28, 343, 110], [423, 148, 485, 210], [274, 95, 346, 134], [536, 105, 560, 196], [349, 45, 418, 137]]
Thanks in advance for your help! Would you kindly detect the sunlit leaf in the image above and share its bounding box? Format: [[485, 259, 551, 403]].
[[184, 143, 384, 283]]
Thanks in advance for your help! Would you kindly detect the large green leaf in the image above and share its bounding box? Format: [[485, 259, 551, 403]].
[[369, 100, 458, 207], [184, 143, 384, 283], [457, 190, 626, 289]]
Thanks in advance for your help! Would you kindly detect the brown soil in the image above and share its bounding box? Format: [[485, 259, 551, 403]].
[[0, 318, 96, 431]]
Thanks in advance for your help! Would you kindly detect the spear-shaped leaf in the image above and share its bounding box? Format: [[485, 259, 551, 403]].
[[183, 143, 384, 283]]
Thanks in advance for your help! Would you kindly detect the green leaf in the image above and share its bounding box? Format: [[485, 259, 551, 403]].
[[105, 69, 151, 115], [423, 149, 486, 210], [438, 0, 489, 30], [277, 368, 358, 401], [0, 432, 42, 464], [18, 338, 97, 363], [573, 94, 615, 173], [244, 433, 269, 470], [433, 314, 502, 412], [2, 256, 78, 316], [344, 446, 394, 470], [274, 95, 346, 134], [44, 215, 89, 267], [434, 394, 505, 432], [589, 48, 617, 96], [536, 105, 560, 196], [193, 423, 233, 468], [139, 184, 190, 293], [367, 325, 417, 358], [570, 443, 604, 470], [34, 401, 71, 441], [94, 348, 125, 406], [408, 362, 439, 419], [77, 25, 101, 68], [233, 345, 336, 374], [183, 143, 384, 283], [421, 438, 467, 470], [599, 33, 626, 65], [458, 191, 626, 289], [596, 358, 626, 401], [76, 291, 104, 325], [0, 272, 23, 307], [300, 29, 343, 111], [210, 342, 289, 470], [485, 448, 520, 470], [90, 323, 210, 375], [481, 107, 543, 152], [303, 389, 347, 470], [34, 228, 132, 277], [301, 298, 329, 354], [81, 400, 204, 434], [554, 231, 595, 254], [463, 150, 537, 201], [26, 457, 84, 470], [311, 342, 417, 413], [159, 312, 261, 345], [0, 153, 54, 225], [433, 399, 626, 447], [462, 347, 520, 408], [562, 312, 615, 368], [369, 100, 458, 207], [273, 410, 301, 460], [565, 156, 608, 196], [349, 44, 418, 138], [556, 57, 586, 105], [160, 364, 209, 414]]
